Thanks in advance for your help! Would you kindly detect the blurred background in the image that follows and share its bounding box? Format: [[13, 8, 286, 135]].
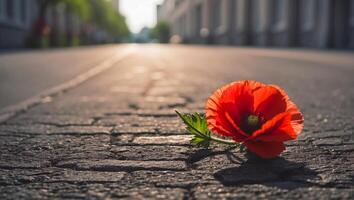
[[157, 0, 354, 48], [0, 0, 353, 49], [0, 0, 354, 109], [0, 0, 129, 48]]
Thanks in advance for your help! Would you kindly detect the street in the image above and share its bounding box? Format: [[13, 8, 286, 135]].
[[0, 45, 125, 109], [0, 44, 353, 199]]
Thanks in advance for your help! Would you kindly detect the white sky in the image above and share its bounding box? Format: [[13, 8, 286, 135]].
[[120, 0, 164, 33]]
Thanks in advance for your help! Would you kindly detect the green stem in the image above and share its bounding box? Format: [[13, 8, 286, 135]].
[[210, 136, 238, 145]]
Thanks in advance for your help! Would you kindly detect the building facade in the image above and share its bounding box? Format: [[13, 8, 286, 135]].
[[0, 0, 37, 48], [0, 0, 85, 48], [157, 0, 354, 49], [0, 0, 122, 48]]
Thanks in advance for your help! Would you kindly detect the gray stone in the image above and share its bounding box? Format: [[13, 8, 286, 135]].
[[313, 138, 343, 146], [110, 145, 190, 160], [111, 186, 187, 200], [48, 170, 127, 183], [132, 135, 192, 145], [49, 126, 112, 135], [312, 130, 352, 138], [56, 159, 187, 171], [0, 124, 112, 135], [0, 124, 56, 135], [8, 114, 94, 126]]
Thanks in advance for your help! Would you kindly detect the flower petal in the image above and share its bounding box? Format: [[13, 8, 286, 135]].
[[224, 111, 248, 141], [253, 85, 287, 121], [206, 83, 237, 138], [206, 81, 259, 140], [251, 112, 297, 142], [206, 105, 247, 141], [245, 140, 285, 159], [253, 84, 304, 138], [218, 80, 259, 126], [270, 85, 304, 135]]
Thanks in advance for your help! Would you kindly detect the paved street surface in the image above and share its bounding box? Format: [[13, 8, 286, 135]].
[[0, 44, 353, 199], [0, 45, 123, 109]]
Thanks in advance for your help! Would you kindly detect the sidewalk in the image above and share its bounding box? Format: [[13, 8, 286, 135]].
[[0, 46, 353, 199]]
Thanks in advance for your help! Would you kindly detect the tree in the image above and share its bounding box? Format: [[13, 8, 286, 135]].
[[28, 0, 130, 47], [151, 21, 170, 43], [29, 0, 89, 47], [87, 0, 130, 42], [36, 0, 89, 19]]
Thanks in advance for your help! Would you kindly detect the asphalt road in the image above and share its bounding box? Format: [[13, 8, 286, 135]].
[[1, 44, 353, 110], [0, 45, 125, 109], [0, 44, 353, 199]]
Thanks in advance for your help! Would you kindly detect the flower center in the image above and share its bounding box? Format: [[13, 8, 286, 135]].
[[242, 114, 261, 135], [247, 115, 259, 127]]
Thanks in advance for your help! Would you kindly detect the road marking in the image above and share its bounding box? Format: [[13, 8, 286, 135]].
[[0, 46, 135, 123]]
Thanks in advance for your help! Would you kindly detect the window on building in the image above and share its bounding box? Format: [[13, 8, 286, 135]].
[[351, 1, 354, 20], [252, 0, 260, 31], [195, 4, 202, 35], [301, 0, 316, 31], [235, 0, 245, 31], [0, 0, 4, 20], [213, 0, 221, 30], [6, 0, 13, 20], [20, 0, 27, 23], [351, 1, 354, 29], [272, 0, 283, 25]]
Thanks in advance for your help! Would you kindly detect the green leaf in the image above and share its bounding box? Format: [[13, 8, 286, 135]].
[[176, 111, 212, 148], [176, 110, 239, 148], [190, 136, 210, 147]]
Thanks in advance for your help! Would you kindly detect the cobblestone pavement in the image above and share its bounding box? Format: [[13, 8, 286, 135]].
[[0, 45, 353, 199]]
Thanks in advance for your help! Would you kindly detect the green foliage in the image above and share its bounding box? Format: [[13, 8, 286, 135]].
[[64, 0, 90, 20], [176, 111, 212, 147], [151, 21, 170, 43], [176, 111, 239, 148], [87, 0, 130, 40], [36, 0, 89, 18], [35, 0, 130, 40], [70, 36, 80, 47]]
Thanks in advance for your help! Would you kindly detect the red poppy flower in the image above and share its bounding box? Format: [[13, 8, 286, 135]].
[[205, 80, 304, 159]]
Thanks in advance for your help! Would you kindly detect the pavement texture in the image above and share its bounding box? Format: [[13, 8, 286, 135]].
[[0, 45, 124, 108], [0, 45, 353, 199]]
